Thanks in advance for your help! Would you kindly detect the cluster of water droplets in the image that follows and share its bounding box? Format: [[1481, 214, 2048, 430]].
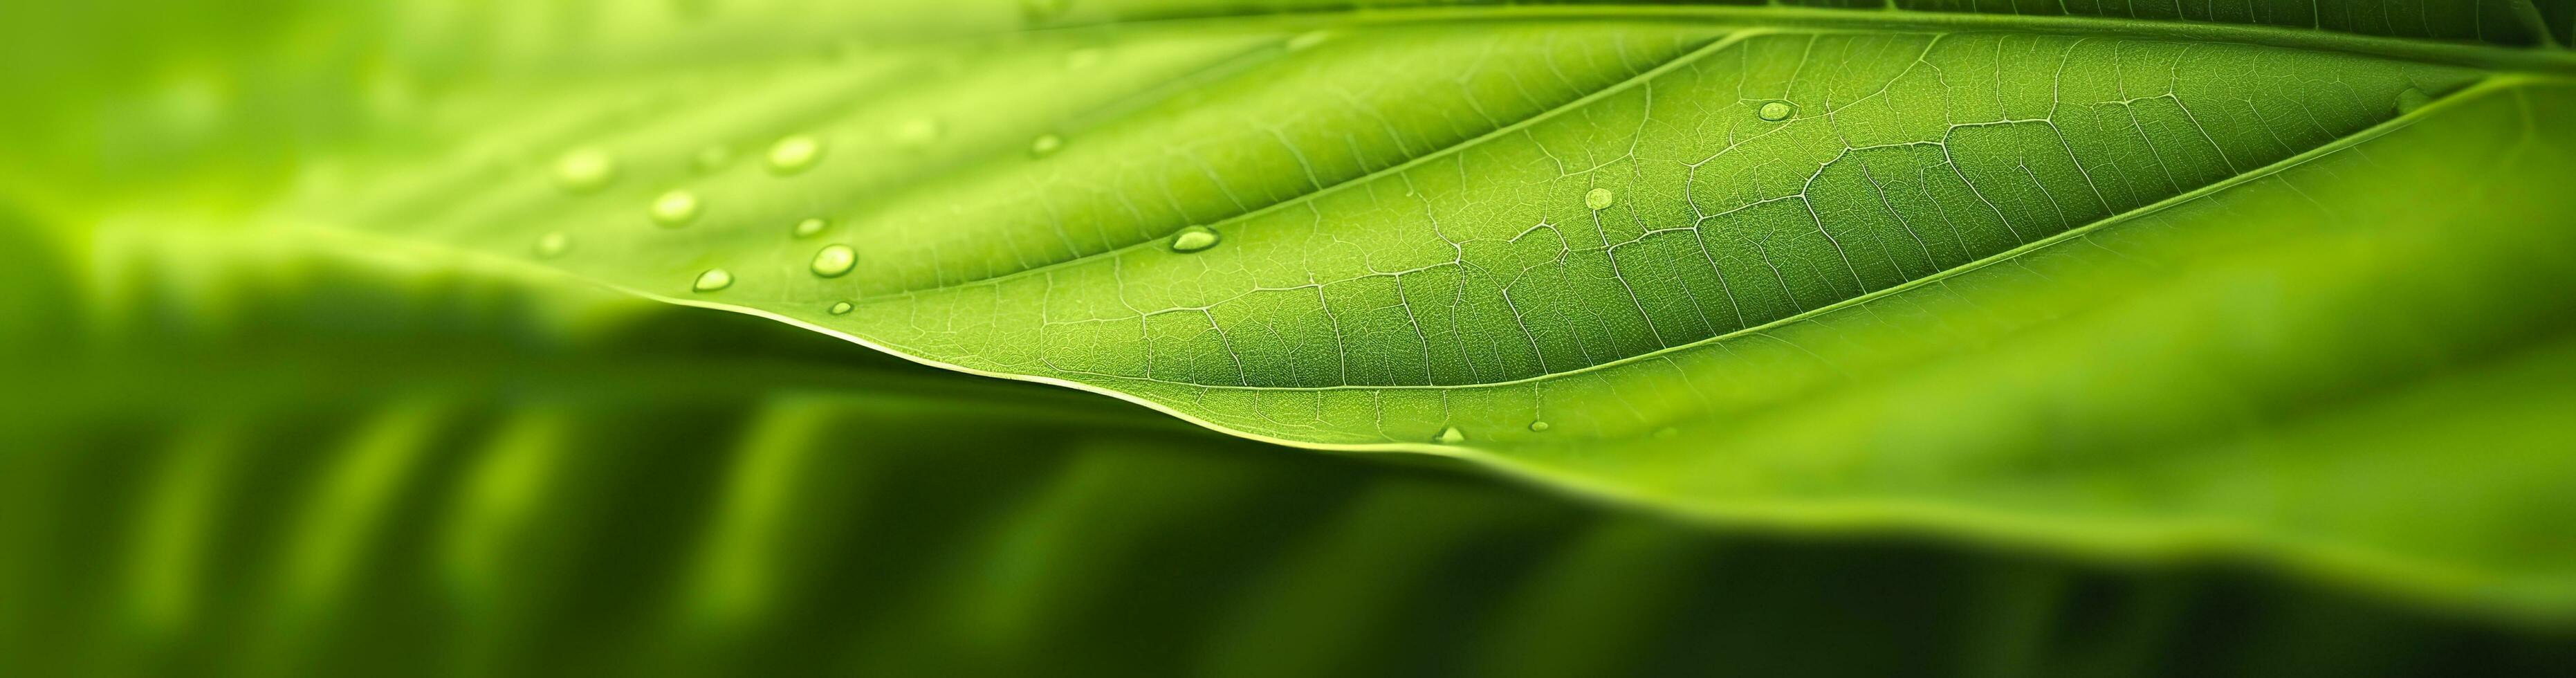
[[533, 132, 857, 296], [1427, 419, 1561, 445], [532, 101, 1244, 315]]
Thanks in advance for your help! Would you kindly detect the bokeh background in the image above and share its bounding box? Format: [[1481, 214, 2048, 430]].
[[6, 1, 2573, 676]]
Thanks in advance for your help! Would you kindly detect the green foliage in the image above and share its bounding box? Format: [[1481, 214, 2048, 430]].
[[7, 235, 2573, 677], [8, 1, 2576, 675], [301, 3, 2576, 614]]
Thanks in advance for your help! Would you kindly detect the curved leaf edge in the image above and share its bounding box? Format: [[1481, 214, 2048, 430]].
[[263, 14, 2576, 623]]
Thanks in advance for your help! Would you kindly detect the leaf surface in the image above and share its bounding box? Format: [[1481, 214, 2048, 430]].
[[288, 6, 2576, 612]]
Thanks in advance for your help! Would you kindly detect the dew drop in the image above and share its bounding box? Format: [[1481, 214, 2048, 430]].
[[1168, 226, 1220, 253], [2395, 87, 2433, 115], [1029, 134, 1064, 157], [1528, 421, 1550, 432], [553, 148, 618, 193], [793, 217, 829, 237], [828, 301, 854, 315], [532, 231, 571, 259], [692, 268, 734, 292], [650, 190, 701, 226], [692, 145, 735, 173], [1433, 425, 1466, 445], [1584, 187, 1614, 211], [766, 134, 824, 174], [810, 244, 857, 277], [1757, 100, 1795, 122]]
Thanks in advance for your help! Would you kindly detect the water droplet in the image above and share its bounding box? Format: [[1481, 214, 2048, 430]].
[[793, 217, 829, 237], [692, 145, 735, 173], [1287, 30, 1333, 51], [532, 231, 571, 259], [650, 190, 701, 226], [1433, 425, 1466, 445], [892, 118, 942, 147], [766, 134, 824, 174], [2395, 87, 2433, 115], [1527, 421, 1550, 432], [1585, 187, 1614, 211], [810, 244, 857, 277], [828, 301, 854, 315], [1029, 134, 1063, 157], [692, 268, 733, 292], [553, 148, 618, 193], [1168, 226, 1220, 253], [1757, 100, 1795, 122]]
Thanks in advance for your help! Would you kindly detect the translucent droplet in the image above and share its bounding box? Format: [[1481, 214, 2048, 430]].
[[692, 268, 734, 292], [1433, 425, 1466, 445], [553, 148, 618, 193], [1029, 134, 1063, 157], [692, 145, 735, 173], [650, 190, 701, 226], [2395, 87, 2433, 115], [793, 217, 829, 237], [810, 244, 857, 277], [1585, 187, 1614, 211], [892, 118, 942, 147], [1168, 226, 1220, 253], [1527, 421, 1550, 432], [1757, 100, 1795, 122], [532, 231, 571, 259], [828, 301, 854, 315], [766, 134, 824, 174], [1287, 30, 1333, 51]]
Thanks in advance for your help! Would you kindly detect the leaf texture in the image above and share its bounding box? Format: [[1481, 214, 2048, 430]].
[[287, 6, 2576, 612]]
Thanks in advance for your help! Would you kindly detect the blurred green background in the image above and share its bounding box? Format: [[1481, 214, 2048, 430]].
[[6, 1, 2575, 676]]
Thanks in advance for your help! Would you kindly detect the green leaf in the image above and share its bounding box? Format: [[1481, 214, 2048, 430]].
[[294, 5, 2576, 615], [8, 232, 2573, 677], [1071, 0, 2576, 48]]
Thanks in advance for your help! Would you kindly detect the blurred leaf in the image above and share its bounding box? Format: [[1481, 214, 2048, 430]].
[[4, 232, 2572, 677], [292, 6, 2576, 614]]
